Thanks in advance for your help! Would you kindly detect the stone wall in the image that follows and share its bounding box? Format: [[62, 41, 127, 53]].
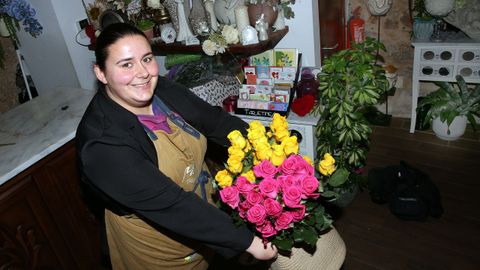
[[348, 0, 437, 118], [0, 38, 19, 113]]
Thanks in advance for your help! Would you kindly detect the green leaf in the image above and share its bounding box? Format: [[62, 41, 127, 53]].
[[321, 190, 338, 198], [301, 226, 318, 246], [293, 227, 304, 242], [328, 168, 350, 187], [272, 237, 294, 252]]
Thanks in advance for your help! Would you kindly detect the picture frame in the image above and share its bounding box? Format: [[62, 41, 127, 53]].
[[250, 49, 275, 66], [273, 48, 299, 67]]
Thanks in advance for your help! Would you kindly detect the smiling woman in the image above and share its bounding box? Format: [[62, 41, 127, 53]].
[[76, 23, 278, 269]]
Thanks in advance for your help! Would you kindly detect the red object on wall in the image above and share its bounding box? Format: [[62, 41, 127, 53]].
[[85, 24, 96, 46], [348, 7, 365, 47]]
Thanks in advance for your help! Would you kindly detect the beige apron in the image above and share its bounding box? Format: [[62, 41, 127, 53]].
[[105, 118, 214, 270]]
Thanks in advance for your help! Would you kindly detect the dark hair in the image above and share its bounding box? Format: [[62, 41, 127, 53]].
[[95, 23, 147, 71]]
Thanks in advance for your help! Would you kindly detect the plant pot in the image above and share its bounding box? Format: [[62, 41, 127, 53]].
[[269, 228, 346, 270], [247, 3, 278, 28], [412, 18, 434, 41], [432, 116, 467, 141], [330, 184, 359, 208], [143, 28, 154, 41]]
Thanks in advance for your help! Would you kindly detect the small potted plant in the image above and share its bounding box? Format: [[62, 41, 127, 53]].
[[136, 19, 155, 41], [416, 75, 480, 141], [411, 0, 435, 41], [312, 37, 389, 206]]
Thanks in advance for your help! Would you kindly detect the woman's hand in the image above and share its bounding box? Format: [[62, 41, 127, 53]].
[[245, 236, 278, 260]]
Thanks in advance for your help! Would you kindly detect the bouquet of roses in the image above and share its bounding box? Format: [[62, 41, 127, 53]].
[[214, 113, 335, 253]]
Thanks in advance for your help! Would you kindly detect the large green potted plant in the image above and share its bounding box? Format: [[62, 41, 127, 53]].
[[416, 75, 480, 141], [312, 37, 389, 206]]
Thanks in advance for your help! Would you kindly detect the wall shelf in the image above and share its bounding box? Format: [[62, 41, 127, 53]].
[[152, 27, 289, 57]]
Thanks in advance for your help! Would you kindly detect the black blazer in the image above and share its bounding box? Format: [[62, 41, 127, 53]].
[[76, 77, 251, 258]]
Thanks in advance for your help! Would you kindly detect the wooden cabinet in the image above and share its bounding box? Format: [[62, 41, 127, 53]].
[[0, 141, 102, 269]]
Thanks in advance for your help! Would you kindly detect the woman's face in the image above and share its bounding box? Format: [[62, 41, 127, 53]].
[[94, 34, 158, 115]]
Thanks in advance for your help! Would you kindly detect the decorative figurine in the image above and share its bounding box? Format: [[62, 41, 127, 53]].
[[204, 0, 219, 31], [189, 0, 210, 36], [241, 25, 259, 45], [255, 14, 269, 41], [174, 0, 195, 42]]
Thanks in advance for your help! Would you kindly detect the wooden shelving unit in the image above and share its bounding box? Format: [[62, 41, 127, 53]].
[[151, 27, 289, 57]]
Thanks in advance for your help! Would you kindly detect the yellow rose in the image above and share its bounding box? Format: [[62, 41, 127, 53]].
[[227, 130, 247, 149], [247, 128, 265, 144], [243, 140, 252, 153], [271, 144, 286, 166], [319, 153, 336, 176], [228, 146, 245, 160], [282, 136, 299, 155], [270, 113, 288, 131], [274, 127, 290, 142], [215, 169, 233, 188], [250, 136, 269, 148], [303, 155, 313, 166], [227, 156, 243, 174], [248, 121, 266, 133], [255, 142, 272, 160], [241, 170, 256, 183]]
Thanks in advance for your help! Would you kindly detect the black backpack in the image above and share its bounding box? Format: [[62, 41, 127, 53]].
[[368, 161, 443, 221]]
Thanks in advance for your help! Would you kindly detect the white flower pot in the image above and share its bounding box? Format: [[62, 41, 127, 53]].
[[269, 228, 346, 270], [432, 116, 467, 141], [425, 0, 455, 17]]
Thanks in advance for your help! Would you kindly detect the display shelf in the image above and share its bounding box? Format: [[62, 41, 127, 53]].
[[152, 27, 289, 57]]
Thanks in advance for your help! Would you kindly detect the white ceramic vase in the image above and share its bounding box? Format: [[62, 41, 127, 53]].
[[273, 7, 286, 31], [432, 116, 467, 141], [425, 0, 455, 17]]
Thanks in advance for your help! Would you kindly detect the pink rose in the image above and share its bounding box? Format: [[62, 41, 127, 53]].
[[300, 175, 320, 198], [277, 175, 300, 191], [264, 198, 283, 218], [236, 176, 255, 194], [239, 200, 253, 219], [279, 155, 299, 175], [290, 205, 306, 222], [259, 177, 279, 199], [247, 204, 267, 225], [246, 190, 264, 205], [219, 186, 240, 209], [275, 211, 294, 231], [282, 186, 302, 208], [253, 159, 278, 179], [257, 220, 277, 238], [293, 155, 314, 176]]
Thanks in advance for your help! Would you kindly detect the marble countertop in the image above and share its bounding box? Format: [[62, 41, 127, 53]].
[[0, 87, 95, 185]]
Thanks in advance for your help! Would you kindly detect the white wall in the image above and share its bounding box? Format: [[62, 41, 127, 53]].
[[52, 0, 97, 90], [17, 0, 81, 95], [276, 0, 321, 67]]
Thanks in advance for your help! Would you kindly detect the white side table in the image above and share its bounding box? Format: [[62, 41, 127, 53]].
[[410, 41, 480, 133], [234, 112, 320, 160]]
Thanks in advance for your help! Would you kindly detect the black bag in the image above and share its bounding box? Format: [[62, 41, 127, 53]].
[[368, 161, 443, 221]]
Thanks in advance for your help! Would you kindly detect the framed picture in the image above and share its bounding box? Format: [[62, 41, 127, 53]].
[[250, 50, 275, 66], [273, 48, 298, 67]]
